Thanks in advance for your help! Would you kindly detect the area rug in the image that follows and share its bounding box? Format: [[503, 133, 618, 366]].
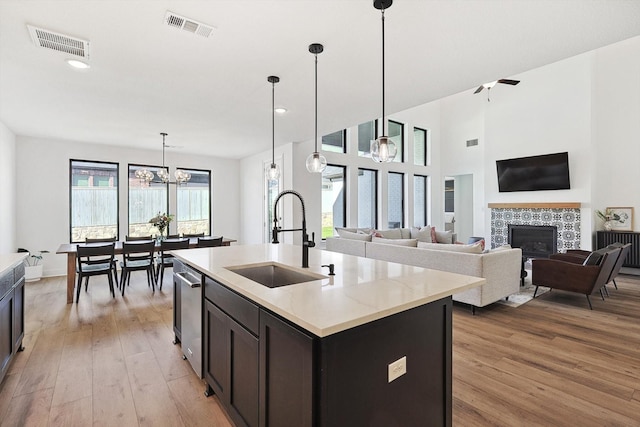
[[495, 271, 550, 307]]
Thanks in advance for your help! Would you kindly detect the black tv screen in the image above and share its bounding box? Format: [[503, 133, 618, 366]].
[[496, 152, 570, 192]]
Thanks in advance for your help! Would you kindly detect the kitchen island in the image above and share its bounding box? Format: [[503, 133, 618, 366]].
[[173, 244, 484, 427]]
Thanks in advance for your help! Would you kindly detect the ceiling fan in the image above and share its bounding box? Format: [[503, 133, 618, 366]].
[[474, 79, 520, 101]]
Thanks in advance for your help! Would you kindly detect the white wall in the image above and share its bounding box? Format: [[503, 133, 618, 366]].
[[591, 36, 640, 241], [15, 136, 240, 276], [0, 121, 17, 254]]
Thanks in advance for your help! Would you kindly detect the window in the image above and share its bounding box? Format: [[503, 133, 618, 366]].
[[128, 164, 168, 238], [387, 172, 404, 229], [358, 120, 377, 156], [322, 129, 347, 153], [389, 120, 404, 163], [69, 160, 119, 243], [414, 127, 427, 166], [322, 165, 346, 239], [358, 168, 377, 230], [414, 175, 429, 227], [176, 168, 211, 236]]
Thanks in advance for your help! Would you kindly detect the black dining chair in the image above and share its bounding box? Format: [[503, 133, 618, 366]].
[[120, 240, 156, 295], [126, 235, 153, 241], [155, 238, 190, 289], [183, 232, 205, 238], [197, 236, 223, 248], [76, 243, 116, 303], [85, 237, 119, 284]]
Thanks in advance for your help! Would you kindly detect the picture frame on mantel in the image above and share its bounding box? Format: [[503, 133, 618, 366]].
[[607, 207, 634, 231]]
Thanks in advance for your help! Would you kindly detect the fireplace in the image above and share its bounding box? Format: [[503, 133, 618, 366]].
[[508, 225, 557, 259]]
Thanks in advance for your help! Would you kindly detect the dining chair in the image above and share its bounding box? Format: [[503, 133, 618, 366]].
[[120, 240, 156, 295], [76, 243, 116, 303], [85, 237, 119, 284], [183, 232, 205, 238], [197, 236, 223, 248], [155, 238, 190, 289], [126, 235, 153, 241], [167, 234, 181, 239]]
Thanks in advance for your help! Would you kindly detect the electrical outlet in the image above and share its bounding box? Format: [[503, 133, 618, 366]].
[[388, 356, 407, 383]]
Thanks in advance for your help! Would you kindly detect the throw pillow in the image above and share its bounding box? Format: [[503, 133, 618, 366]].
[[410, 226, 433, 243], [372, 237, 418, 247], [435, 230, 453, 244], [418, 241, 483, 254], [336, 229, 372, 241], [377, 228, 403, 239], [430, 226, 437, 243], [335, 227, 357, 235], [582, 250, 604, 266]]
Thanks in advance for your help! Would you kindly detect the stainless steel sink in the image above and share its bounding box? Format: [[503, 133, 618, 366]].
[[226, 262, 326, 288]]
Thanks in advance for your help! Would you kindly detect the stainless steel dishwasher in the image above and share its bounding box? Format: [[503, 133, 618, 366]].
[[174, 264, 203, 378]]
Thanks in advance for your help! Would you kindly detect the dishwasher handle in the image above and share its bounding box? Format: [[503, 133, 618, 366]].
[[175, 271, 202, 288]]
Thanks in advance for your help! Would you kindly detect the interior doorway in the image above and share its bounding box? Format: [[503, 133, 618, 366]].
[[444, 174, 474, 243]]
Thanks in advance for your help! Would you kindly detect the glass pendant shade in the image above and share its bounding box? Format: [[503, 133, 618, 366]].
[[370, 136, 397, 163], [157, 167, 170, 183], [306, 151, 327, 173], [135, 168, 154, 184], [175, 169, 191, 184], [267, 163, 280, 180]]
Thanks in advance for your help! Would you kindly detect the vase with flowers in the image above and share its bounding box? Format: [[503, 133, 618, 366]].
[[149, 212, 174, 241], [596, 209, 612, 231]]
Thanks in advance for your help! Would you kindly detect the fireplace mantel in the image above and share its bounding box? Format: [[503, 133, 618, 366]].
[[488, 202, 581, 209]]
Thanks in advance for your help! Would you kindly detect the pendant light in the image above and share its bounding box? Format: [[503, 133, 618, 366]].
[[157, 132, 171, 182], [267, 76, 281, 181], [370, 0, 397, 163], [305, 43, 327, 174]]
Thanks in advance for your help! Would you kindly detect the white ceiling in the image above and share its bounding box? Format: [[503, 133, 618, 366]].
[[1, 0, 640, 159]]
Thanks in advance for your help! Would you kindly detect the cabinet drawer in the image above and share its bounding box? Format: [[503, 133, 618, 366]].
[[204, 277, 259, 336]]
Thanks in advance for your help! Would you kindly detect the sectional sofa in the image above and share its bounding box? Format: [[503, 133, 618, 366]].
[[325, 228, 522, 311]]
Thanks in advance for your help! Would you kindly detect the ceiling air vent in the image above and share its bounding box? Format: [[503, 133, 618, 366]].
[[27, 25, 90, 58], [164, 11, 214, 38]]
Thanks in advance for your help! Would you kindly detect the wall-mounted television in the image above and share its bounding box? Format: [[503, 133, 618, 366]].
[[496, 152, 570, 192]]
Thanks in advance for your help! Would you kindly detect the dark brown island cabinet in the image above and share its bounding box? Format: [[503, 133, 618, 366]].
[[0, 255, 26, 385], [199, 275, 452, 427]]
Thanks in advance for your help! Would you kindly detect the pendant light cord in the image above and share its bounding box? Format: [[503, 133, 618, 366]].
[[271, 81, 275, 164], [381, 8, 385, 135], [314, 52, 318, 153]]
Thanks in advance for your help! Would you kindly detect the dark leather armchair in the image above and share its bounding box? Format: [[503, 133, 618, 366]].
[[531, 247, 620, 309], [549, 243, 631, 289]]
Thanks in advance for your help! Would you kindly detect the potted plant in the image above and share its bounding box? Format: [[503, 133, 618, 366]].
[[17, 248, 50, 282], [595, 209, 613, 231]]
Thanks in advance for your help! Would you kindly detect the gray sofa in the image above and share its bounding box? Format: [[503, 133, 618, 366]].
[[326, 235, 522, 310]]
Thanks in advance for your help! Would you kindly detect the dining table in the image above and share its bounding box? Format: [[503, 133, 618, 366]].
[[56, 237, 236, 303]]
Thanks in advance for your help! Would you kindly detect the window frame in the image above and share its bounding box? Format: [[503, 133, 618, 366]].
[[127, 163, 169, 238], [69, 159, 120, 243], [413, 127, 428, 166], [358, 119, 378, 157], [387, 171, 405, 229], [322, 129, 347, 154], [321, 163, 347, 239], [176, 167, 212, 236], [413, 174, 429, 228], [357, 167, 378, 230], [388, 119, 405, 163]]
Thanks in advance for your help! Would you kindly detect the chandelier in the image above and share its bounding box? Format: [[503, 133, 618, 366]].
[[135, 133, 191, 185]]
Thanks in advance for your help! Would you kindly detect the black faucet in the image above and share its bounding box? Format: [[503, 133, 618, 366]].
[[272, 190, 315, 268]]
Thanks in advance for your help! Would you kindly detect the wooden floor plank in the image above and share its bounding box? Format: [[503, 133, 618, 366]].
[[0, 387, 53, 427]]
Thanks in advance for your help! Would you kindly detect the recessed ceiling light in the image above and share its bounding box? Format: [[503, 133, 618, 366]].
[[66, 59, 90, 69], [275, 107, 287, 114]]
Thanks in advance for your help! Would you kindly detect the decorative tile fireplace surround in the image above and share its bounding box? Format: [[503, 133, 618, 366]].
[[489, 203, 581, 252]]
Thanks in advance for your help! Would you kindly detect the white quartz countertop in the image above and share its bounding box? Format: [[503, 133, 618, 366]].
[[0, 253, 28, 275], [173, 244, 484, 337]]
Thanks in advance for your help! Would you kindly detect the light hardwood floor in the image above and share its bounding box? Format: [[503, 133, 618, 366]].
[[1, 271, 639, 426]]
